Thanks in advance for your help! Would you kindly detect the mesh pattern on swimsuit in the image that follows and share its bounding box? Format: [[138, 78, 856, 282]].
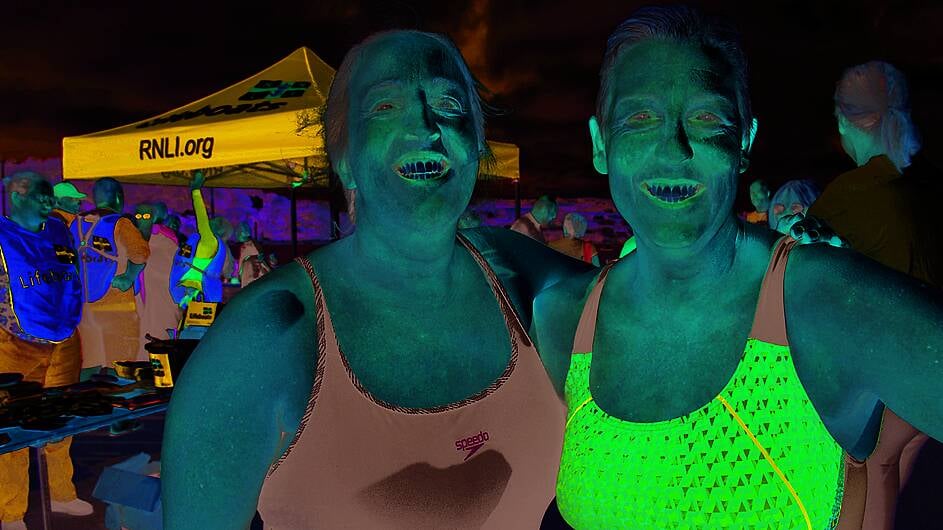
[[556, 338, 845, 530]]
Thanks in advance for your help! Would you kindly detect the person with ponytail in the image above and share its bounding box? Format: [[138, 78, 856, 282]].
[[810, 61, 937, 282], [807, 60, 943, 530]]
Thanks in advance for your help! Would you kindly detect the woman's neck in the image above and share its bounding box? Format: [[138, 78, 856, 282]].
[[344, 217, 462, 298], [629, 217, 744, 301]]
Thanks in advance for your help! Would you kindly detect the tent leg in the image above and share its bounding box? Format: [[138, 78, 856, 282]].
[[0, 159, 5, 218], [329, 197, 339, 241], [290, 187, 298, 257], [514, 179, 521, 220]]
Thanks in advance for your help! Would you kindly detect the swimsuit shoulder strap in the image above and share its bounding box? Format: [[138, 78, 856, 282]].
[[571, 262, 617, 354], [749, 236, 798, 345]]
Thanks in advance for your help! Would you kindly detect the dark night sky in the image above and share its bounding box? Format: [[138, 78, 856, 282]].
[[2, 0, 942, 200]]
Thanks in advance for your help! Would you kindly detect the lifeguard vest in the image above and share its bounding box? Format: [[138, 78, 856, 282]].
[[169, 233, 227, 305], [0, 217, 82, 343], [71, 211, 127, 303]]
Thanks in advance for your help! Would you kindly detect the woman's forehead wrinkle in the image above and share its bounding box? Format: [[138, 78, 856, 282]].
[[360, 79, 402, 99], [689, 68, 733, 97]]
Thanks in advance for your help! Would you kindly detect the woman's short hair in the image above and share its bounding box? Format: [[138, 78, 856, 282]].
[[597, 5, 752, 145]]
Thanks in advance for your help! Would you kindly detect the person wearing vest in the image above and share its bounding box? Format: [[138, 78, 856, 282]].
[[50, 181, 88, 227], [132, 202, 180, 358], [73, 177, 150, 370], [168, 172, 230, 310], [533, 6, 943, 528], [0, 172, 93, 530], [162, 30, 595, 530]]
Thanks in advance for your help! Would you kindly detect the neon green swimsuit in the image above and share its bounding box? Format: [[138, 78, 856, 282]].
[[556, 237, 848, 529]]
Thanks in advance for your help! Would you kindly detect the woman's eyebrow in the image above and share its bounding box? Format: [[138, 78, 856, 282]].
[[361, 79, 403, 101], [429, 77, 465, 95], [612, 95, 660, 111]]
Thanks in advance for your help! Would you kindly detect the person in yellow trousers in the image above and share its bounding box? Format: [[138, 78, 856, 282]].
[[0, 172, 93, 530], [72, 178, 150, 371]]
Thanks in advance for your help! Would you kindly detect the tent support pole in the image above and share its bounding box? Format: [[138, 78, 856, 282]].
[[514, 179, 521, 219], [290, 186, 298, 257], [0, 159, 5, 217], [329, 172, 339, 240]]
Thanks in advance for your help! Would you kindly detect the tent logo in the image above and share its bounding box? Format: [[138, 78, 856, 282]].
[[133, 80, 310, 130], [239, 80, 311, 101]]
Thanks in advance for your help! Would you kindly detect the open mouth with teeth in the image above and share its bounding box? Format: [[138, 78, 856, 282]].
[[642, 180, 704, 205], [394, 154, 450, 182]]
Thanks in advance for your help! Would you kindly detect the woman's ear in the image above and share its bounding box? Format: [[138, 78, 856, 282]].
[[836, 113, 848, 135], [335, 157, 356, 190], [739, 118, 758, 174], [589, 116, 609, 175]]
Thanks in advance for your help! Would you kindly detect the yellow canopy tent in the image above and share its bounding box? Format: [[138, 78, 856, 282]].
[[62, 47, 519, 187], [62, 47, 521, 247]]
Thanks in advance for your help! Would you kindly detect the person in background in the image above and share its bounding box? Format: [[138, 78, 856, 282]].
[[132, 202, 180, 352], [164, 213, 184, 244], [549, 213, 600, 266], [767, 179, 821, 235], [50, 182, 87, 226], [808, 59, 942, 530], [457, 208, 483, 229], [169, 172, 230, 310], [233, 221, 271, 288], [73, 177, 149, 371], [0, 172, 92, 530], [510, 195, 557, 243], [740, 178, 770, 224], [811, 60, 939, 284], [211, 217, 235, 286]]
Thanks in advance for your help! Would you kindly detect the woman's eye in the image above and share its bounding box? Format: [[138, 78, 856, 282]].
[[629, 111, 654, 122], [435, 96, 464, 113], [693, 111, 721, 123], [373, 102, 395, 112], [790, 203, 804, 214], [772, 204, 786, 215]]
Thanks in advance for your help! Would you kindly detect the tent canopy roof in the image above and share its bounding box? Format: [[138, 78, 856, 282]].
[[63, 47, 519, 188]]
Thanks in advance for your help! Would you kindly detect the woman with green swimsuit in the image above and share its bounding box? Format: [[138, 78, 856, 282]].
[[534, 6, 943, 529]]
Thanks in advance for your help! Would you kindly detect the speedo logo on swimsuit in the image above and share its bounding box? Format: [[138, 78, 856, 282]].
[[455, 431, 490, 461]]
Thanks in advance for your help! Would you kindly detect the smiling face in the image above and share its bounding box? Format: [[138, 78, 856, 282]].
[[336, 34, 480, 233], [591, 39, 746, 250]]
